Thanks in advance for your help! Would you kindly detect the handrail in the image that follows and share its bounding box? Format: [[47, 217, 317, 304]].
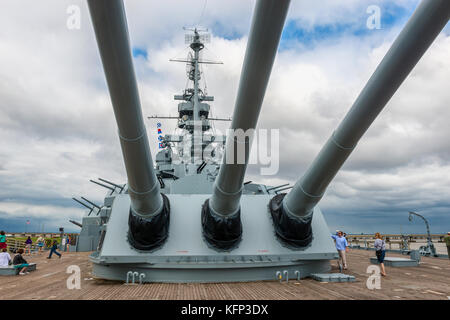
[[5, 238, 49, 252]]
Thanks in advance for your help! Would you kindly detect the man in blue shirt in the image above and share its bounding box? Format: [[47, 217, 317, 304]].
[[331, 231, 349, 270]]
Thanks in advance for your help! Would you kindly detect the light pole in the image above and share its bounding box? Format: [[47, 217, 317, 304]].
[[408, 211, 437, 256]]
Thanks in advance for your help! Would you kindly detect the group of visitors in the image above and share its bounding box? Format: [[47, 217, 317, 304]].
[[24, 235, 47, 255], [0, 230, 63, 276], [0, 248, 30, 275], [331, 230, 388, 276]]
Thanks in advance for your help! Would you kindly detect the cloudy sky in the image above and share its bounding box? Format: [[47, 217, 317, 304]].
[[0, 0, 449, 234]]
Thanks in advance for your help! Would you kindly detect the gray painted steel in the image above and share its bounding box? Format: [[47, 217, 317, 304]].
[[369, 257, 419, 267], [90, 194, 336, 282], [283, 0, 450, 218], [75, 216, 103, 251], [191, 31, 203, 164], [410, 250, 422, 262], [311, 273, 356, 283], [0, 263, 37, 276], [92, 261, 330, 283], [88, 0, 162, 217], [209, 0, 291, 216]]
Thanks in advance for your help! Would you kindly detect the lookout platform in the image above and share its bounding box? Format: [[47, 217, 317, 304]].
[[0, 249, 449, 300]]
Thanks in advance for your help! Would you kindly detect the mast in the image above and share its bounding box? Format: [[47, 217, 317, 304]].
[[168, 29, 223, 169], [191, 29, 203, 164]]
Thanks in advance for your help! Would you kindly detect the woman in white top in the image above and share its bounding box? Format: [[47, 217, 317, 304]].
[[36, 235, 44, 254], [0, 248, 11, 267], [374, 232, 387, 276]]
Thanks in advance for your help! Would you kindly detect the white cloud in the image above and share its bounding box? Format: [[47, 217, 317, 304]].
[[0, 0, 449, 233], [0, 202, 80, 219]]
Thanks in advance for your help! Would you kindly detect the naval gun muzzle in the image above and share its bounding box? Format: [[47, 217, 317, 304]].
[[271, 0, 450, 247], [202, 0, 291, 250], [88, 0, 169, 250]]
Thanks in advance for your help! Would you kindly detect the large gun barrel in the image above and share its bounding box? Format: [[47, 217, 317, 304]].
[[88, 0, 169, 250], [69, 220, 83, 228], [202, 0, 290, 249], [271, 0, 450, 247], [98, 177, 125, 192], [81, 197, 101, 210], [72, 197, 93, 210], [89, 179, 115, 193]]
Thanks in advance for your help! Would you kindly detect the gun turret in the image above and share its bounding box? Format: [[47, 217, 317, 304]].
[[271, 0, 450, 247], [202, 0, 291, 249], [88, 0, 170, 250]]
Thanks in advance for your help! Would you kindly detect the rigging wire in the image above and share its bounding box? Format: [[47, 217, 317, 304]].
[[169, 44, 192, 64], [200, 60, 208, 96], [197, 0, 208, 27]]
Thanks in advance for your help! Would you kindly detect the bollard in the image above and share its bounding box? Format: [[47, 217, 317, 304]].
[[283, 270, 289, 283], [126, 271, 133, 284], [276, 271, 282, 283], [132, 272, 139, 284]]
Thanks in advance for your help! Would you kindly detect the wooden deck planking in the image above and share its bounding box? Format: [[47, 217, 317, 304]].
[[0, 250, 449, 300]]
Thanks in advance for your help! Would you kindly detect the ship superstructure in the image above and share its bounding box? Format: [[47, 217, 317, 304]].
[[151, 28, 227, 192]]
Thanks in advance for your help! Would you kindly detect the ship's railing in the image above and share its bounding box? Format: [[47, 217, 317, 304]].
[[5, 238, 55, 253], [347, 234, 447, 252], [347, 234, 446, 242], [5, 238, 38, 253], [348, 239, 409, 251]]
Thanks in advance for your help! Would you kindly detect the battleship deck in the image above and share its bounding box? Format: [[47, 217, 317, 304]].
[[0, 250, 449, 300]]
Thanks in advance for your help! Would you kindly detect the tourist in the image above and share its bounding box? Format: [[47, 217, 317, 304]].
[[331, 231, 349, 270], [445, 231, 450, 260], [67, 235, 71, 252], [36, 235, 45, 254], [0, 231, 6, 250], [61, 236, 67, 252], [25, 236, 32, 255], [13, 248, 29, 275], [47, 240, 62, 259], [374, 232, 387, 276], [0, 248, 11, 267]]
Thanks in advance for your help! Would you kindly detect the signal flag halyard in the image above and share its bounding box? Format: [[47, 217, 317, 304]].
[[157, 123, 164, 148]]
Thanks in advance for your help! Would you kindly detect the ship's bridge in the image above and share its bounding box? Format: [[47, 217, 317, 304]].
[[177, 101, 212, 131]]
